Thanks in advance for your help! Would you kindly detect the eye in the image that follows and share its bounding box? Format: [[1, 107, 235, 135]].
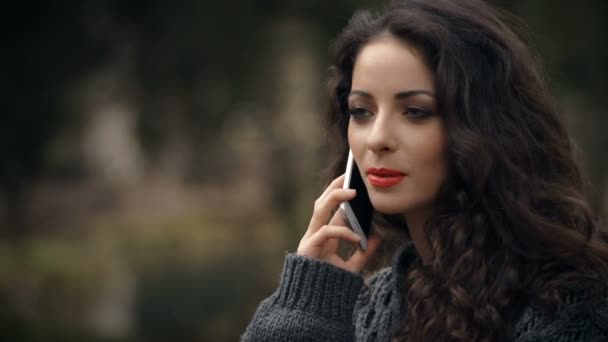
[[348, 106, 373, 119], [404, 106, 432, 119]]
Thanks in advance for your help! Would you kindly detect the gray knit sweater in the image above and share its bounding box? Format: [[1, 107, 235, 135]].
[[241, 244, 608, 341]]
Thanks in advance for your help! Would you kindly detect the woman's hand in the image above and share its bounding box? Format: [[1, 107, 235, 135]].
[[297, 174, 382, 274]]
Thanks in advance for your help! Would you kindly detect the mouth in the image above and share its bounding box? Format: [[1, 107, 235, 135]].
[[366, 168, 406, 188]]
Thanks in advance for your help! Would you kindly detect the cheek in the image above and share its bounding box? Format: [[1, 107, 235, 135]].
[[423, 152, 447, 188], [410, 127, 448, 186], [347, 118, 364, 150], [347, 121, 353, 146]]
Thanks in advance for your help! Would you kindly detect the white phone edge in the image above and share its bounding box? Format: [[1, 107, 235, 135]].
[[339, 150, 369, 251]]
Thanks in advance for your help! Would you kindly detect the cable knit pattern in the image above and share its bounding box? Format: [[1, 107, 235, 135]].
[[241, 245, 608, 341], [353, 267, 399, 341]]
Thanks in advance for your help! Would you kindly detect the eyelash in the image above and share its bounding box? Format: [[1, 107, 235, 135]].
[[348, 106, 432, 120], [405, 106, 432, 119], [348, 107, 372, 118]]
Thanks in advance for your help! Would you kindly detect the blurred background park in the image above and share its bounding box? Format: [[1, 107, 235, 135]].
[[0, 0, 607, 340]]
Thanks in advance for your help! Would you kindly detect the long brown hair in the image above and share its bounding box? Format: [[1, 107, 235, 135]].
[[322, 0, 608, 340]]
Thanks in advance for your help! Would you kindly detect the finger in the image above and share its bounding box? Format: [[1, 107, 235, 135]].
[[315, 174, 346, 206], [320, 236, 340, 257], [320, 210, 349, 252], [345, 233, 383, 273], [307, 225, 361, 248], [321, 211, 353, 256], [306, 188, 356, 237], [303, 175, 346, 239], [328, 209, 347, 226]]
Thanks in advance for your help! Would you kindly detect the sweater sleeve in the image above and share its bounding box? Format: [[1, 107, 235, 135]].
[[240, 253, 365, 342]]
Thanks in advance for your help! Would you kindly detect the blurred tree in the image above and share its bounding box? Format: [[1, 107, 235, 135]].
[[1, 1, 114, 237], [1, 0, 606, 236]]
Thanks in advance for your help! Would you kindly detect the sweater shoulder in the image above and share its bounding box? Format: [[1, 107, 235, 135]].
[[366, 266, 395, 289], [513, 293, 608, 341]]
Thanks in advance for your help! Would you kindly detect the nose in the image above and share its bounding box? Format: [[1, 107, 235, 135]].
[[366, 110, 398, 154]]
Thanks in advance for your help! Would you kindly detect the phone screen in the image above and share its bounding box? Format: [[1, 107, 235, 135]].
[[341, 150, 374, 249]]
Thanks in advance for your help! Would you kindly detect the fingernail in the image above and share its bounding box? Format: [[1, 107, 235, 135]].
[[347, 189, 356, 195]]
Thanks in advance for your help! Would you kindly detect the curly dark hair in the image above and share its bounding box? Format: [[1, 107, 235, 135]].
[[322, 0, 608, 340]]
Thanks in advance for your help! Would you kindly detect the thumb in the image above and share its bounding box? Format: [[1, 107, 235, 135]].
[[345, 233, 383, 274]]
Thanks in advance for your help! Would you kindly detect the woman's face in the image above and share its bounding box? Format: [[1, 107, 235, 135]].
[[347, 34, 447, 217]]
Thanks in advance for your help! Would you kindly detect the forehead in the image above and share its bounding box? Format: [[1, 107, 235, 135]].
[[352, 34, 435, 93]]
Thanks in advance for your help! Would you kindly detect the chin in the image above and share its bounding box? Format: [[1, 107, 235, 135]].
[[370, 197, 409, 215]]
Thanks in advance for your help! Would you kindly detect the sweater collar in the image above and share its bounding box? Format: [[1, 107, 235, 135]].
[[391, 241, 419, 275]]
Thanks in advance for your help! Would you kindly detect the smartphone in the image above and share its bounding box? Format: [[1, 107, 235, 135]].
[[339, 149, 373, 251]]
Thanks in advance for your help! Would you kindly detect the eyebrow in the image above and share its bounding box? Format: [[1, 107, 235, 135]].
[[348, 89, 435, 99]]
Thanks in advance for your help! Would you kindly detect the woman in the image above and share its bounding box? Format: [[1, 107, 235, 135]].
[[241, 0, 608, 340]]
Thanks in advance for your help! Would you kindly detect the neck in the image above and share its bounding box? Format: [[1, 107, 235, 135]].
[[405, 208, 433, 265]]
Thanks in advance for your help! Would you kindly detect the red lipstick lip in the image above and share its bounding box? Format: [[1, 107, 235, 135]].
[[366, 168, 406, 176], [366, 168, 406, 188]]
